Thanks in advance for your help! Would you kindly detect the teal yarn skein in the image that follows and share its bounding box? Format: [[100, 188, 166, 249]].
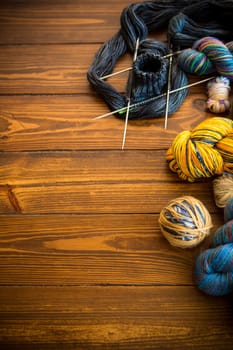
[[178, 37, 233, 80], [194, 197, 233, 296]]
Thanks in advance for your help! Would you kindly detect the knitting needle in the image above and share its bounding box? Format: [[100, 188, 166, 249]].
[[100, 50, 182, 80], [122, 37, 140, 150], [164, 41, 173, 129], [93, 76, 214, 120]]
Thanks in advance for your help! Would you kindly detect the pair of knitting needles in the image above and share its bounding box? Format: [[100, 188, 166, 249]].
[[94, 41, 214, 149], [100, 42, 176, 131]]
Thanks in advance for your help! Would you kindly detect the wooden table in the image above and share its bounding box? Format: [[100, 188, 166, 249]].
[[0, 0, 232, 349]]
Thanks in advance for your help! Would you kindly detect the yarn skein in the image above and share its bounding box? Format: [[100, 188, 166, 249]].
[[87, 0, 233, 120], [195, 197, 233, 296], [206, 76, 231, 114], [159, 196, 212, 249], [177, 37, 233, 80], [166, 117, 233, 182], [213, 174, 233, 208]]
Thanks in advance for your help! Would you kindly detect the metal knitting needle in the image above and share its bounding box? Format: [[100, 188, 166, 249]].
[[93, 76, 214, 120], [100, 50, 182, 80], [121, 37, 140, 150], [164, 41, 173, 130]]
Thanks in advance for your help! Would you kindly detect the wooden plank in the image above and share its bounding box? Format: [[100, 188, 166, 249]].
[[0, 44, 210, 95], [0, 286, 232, 349], [0, 186, 15, 213], [0, 94, 210, 151], [0, 0, 137, 44], [0, 150, 207, 185], [0, 151, 217, 214], [0, 44, 109, 94], [0, 213, 223, 285]]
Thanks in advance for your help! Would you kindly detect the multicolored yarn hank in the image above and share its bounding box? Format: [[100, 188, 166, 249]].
[[206, 76, 231, 113], [178, 37, 233, 79], [195, 197, 233, 296], [166, 117, 233, 182]]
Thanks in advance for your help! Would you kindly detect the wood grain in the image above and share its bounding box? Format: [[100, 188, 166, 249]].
[[0, 44, 213, 95], [0, 44, 106, 94], [0, 0, 134, 44], [0, 94, 211, 151], [0, 213, 223, 285], [0, 286, 232, 349], [0, 151, 217, 214], [0, 0, 231, 349]]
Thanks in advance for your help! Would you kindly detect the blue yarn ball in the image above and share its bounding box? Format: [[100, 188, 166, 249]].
[[194, 198, 233, 296]]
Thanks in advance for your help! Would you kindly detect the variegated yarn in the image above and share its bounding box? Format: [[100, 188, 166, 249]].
[[166, 117, 233, 182], [177, 37, 233, 80], [159, 196, 212, 249], [206, 76, 231, 113]]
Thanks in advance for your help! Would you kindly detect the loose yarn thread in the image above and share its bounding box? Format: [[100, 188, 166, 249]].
[[206, 76, 231, 114], [159, 196, 212, 249], [87, 0, 233, 120], [166, 117, 233, 182], [195, 197, 233, 296]]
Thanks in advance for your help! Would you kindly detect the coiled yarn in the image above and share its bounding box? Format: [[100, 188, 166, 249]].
[[195, 197, 233, 296], [87, 0, 233, 120], [166, 117, 233, 182], [159, 196, 212, 249]]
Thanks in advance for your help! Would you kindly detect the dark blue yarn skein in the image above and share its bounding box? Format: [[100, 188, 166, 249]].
[[195, 197, 233, 296], [87, 0, 233, 120]]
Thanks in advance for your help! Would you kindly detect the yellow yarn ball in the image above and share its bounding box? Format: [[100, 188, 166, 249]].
[[159, 196, 212, 249]]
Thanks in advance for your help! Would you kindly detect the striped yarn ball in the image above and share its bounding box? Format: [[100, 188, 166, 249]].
[[195, 197, 233, 296], [159, 196, 212, 249], [166, 117, 233, 182], [178, 37, 233, 80]]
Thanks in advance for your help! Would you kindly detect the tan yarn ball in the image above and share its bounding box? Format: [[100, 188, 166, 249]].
[[159, 196, 212, 249], [213, 174, 233, 208]]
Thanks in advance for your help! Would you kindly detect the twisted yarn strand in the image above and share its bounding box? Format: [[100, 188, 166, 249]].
[[166, 117, 233, 182]]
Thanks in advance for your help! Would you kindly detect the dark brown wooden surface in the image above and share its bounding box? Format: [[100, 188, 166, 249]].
[[0, 0, 231, 349]]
